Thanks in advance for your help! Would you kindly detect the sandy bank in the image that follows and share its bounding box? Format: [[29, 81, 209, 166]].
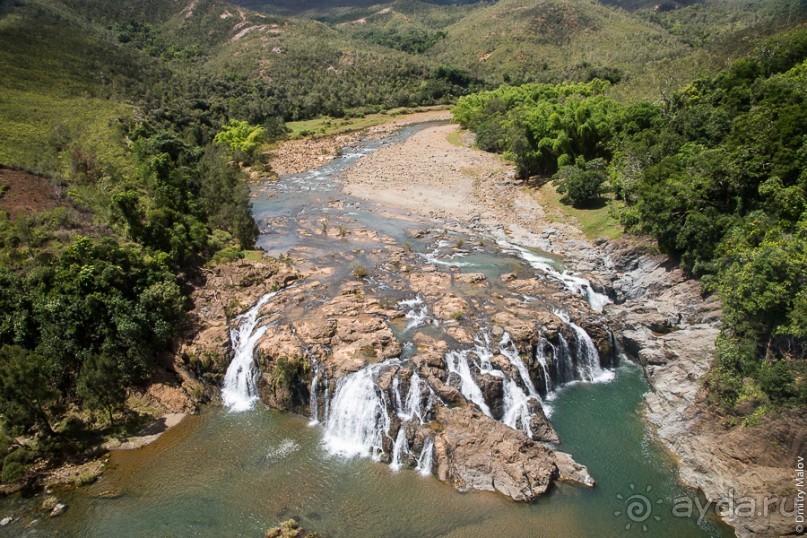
[[268, 110, 452, 176], [341, 123, 600, 269]]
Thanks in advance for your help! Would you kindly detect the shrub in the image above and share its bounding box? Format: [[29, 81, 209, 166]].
[[213, 120, 267, 162], [351, 264, 368, 279], [554, 159, 608, 208]]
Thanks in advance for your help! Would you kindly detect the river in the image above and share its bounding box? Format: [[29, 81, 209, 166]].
[[2, 122, 732, 537]]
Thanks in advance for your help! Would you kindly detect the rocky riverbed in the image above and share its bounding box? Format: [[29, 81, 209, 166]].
[[162, 118, 801, 536], [183, 226, 614, 500], [266, 120, 801, 535]]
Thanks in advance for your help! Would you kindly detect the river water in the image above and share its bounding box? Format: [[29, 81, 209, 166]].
[[1, 123, 732, 537]]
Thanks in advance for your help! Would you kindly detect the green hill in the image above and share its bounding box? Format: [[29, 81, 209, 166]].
[[235, 0, 806, 100]]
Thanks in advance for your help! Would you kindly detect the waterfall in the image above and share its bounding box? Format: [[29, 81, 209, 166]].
[[393, 376, 404, 412], [499, 333, 539, 397], [535, 339, 553, 395], [318, 320, 613, 472], [222, 292, 277, 412], [390, 428, 409, 472], [497, 332, 544, 437], [323, 370, 330, 423], [309, 362, 320, 425], [568, 321, 614, 383], [471, 334, 503, 378], [323, 365, 389, 460], [399, 373, 425, 422], [501, 378, 534, 438], [550, 334, 575, 385], [554, 310, 614, 383], [445, 349, 492, 416], [320, 360, 437, 475], [416, 437, 434, 477]]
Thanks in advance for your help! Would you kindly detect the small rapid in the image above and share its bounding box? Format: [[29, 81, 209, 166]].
[[494, 234, 611, 312]]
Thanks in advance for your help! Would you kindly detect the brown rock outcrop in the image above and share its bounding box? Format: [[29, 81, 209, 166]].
[[433, 405, 591, 501]]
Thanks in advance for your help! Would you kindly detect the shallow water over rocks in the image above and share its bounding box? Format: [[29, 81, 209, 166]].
[[1, 124, 732, 537]]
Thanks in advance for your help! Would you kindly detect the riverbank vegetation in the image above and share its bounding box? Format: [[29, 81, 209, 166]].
[[0, 0, 269, 482], [453, 28, 807, 416]]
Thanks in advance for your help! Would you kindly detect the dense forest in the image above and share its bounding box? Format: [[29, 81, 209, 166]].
[[454, 28, 807, 418]]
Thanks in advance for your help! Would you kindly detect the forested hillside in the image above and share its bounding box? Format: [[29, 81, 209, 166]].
[[239, 0, 805, 100], [0, 0, 268, 476], [453, 28, 807, 419]]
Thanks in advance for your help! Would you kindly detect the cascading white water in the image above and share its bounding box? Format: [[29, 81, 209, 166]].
[[317, 313, 613, 470], [569, 321, 615, 383], [499, 333, 539, 397], [535, 339, 553, 395], [399, 296, 429, 331], [390, 428, 409, 472], [320, 361, 436, 475], [445, 349, 492, 416], [471, 334, 504, 378], [393, 377, 404, 412], [222, 292, 277, 412], [309, 362, 320, 425], [420, 248, 471, 268], [416, 437, 434, 476], [322, 370, 330, 424], [491, 332, 550, 435], [323, 364, 389, 460], [494, 234, 612, 312], [553, 334, 574, 384], [501, 378, 535, 437], [555, 310, 614, 383], [399, 373, 426, 422]]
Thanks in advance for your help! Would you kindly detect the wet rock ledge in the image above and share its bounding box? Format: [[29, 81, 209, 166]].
[[183, 230, 619, 502]]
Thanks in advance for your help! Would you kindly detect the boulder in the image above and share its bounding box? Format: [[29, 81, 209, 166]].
[[454, 272, 487, 285], [433, 405, 560, 501], [431, 294, 470, 321], [527, 399, 559, 444], [491, 311, 536, 343], [476, 372, 504, 419], [554, 451, 595, 487]]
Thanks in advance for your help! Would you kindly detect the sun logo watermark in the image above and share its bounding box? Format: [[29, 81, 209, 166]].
[[614, 483, 664, 531]]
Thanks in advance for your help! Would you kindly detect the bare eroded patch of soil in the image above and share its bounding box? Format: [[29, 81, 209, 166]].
[[0, 168, 62, 218]]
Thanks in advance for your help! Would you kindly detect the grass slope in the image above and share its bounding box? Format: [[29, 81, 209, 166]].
[[0, 3, 135, 177]]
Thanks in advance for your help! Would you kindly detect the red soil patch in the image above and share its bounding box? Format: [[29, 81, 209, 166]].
[[0, 168, 61, 218]]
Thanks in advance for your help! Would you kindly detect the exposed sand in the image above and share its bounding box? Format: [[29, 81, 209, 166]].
[[103, 413, 187, 451], [340, 123, 598, 267], [268, 110, 452, 176], [343, 123, 497, 220]]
